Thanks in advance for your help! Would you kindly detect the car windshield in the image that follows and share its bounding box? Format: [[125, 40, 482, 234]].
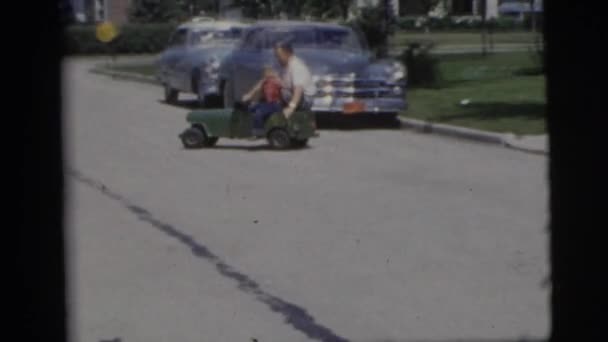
[[242, 26, 364, 52], [190, 27, 244, 45]]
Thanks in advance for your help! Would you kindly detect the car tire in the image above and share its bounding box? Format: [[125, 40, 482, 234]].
[[164, 84, 179, 104], [267, 128, 291, 149], [385, 112, 399, 121], [191, 69, 206, 108], [222, 79, 234, 109], [290, 138, 308, 148]]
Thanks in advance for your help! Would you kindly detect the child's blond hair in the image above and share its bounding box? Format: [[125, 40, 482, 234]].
[[263, 65, 277, 78]]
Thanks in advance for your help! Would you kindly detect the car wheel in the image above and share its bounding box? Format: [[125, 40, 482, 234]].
[[222, 79, 234, 109], [164, 84, 179, 104], [191, 70, 206, 108], [290, 138, 308, 148], [267, 128, 291, 149]]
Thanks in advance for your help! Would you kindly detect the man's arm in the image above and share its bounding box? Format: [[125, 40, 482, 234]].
[[242, 79, 264, 102], [283, 85, 303, 118]]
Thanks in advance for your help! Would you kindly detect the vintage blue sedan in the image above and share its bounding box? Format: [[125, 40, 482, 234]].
[[156, 19, 249, 106], [217, 21, 407, 117]]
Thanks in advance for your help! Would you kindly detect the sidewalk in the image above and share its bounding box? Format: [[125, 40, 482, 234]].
[[389, 43, 536, 56]]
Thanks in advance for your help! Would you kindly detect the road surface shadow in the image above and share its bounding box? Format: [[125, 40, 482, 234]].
[[70, 169, 348, 342], [316, 114, 402, 130], [98, 338, 544, 342], [159, 99, 201, 110], [160, 100, 403, 131], [363, 339, 544, 342], [76, 166, 545, 342], [366, 339, 544, 342], [185, 144, 313, 152]]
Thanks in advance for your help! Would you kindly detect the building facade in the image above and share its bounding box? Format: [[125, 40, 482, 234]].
[[74, 0, 131, 24], [398, 0, 499, 19]]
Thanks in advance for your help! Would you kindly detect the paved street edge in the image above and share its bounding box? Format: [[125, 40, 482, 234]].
[[89, 66, 160, 85], [87, 66, 548, 156], [397, 117, 548, 155]]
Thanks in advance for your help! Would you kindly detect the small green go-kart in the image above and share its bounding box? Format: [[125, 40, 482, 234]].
[[179, 101, 318, 149]]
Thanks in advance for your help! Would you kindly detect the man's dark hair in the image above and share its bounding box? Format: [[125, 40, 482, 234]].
[[274, 40, 294, 54]]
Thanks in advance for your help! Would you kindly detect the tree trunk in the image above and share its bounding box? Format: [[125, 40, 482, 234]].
[[530, 0, 536, 33], [480, 0, 487, 56], [341, 0, 349, 20]]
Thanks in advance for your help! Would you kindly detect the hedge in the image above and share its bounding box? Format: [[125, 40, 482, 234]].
[[396, 16, 528, 32], [397, 42, 442, 88], [64, 23, 177, 55]]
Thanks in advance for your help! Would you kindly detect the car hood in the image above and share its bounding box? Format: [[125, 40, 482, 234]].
[[190, 44, 236, 61], [292, 49, 371, 76]]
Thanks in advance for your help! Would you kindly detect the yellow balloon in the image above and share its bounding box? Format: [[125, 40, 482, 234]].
[[96, 22, 119, 43]]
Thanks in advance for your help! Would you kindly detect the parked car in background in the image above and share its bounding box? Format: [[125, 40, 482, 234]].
[[217, 21, 407, 118], [157, 19, 249, 106]]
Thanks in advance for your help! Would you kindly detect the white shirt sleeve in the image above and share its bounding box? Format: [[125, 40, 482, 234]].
[[291, 60, 311, 88], [289, 58, 315, 96]]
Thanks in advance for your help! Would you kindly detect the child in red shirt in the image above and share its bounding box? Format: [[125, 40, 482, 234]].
[[242, 66, 283, 136]]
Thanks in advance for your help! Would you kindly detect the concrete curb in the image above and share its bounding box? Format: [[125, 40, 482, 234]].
[[90, 66, 160, 85], [502, 136, 549, 156], [398, 117, 548, 155]]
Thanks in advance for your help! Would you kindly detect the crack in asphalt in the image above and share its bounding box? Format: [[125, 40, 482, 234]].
[[70, 169, 349, 342]]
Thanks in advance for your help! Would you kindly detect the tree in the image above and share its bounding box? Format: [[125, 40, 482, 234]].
[[230, 0, 276, 18], [181, 0, 220, 16], [419, 0, 442, 14], [129, 0, 188, 23], [302, 0, 353, 20], [231, 0, 352, 20], [478, 0, 488, 55], [529, 0, 536, 33]]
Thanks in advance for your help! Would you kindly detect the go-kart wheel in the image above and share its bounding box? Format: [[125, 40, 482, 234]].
[[164, 84, 178, 104], [180, 126, 218, 149], [267, 128, 291, 149], [180, 127, 205, 149], [290, 138, 308, 148]]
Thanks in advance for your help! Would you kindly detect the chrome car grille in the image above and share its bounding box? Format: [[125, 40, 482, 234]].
[[314, 75, 404, 99]]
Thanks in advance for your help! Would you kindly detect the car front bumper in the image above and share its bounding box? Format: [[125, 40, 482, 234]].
[[310, 96, 407, 114], [199, 80, 221, 97]]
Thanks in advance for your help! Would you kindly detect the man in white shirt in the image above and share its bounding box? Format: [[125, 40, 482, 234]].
[[273, 41, 315, 118]]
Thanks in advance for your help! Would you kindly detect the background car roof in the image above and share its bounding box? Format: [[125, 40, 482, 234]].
[[178, 20, 249, 31], [250, 20, 349, 30]]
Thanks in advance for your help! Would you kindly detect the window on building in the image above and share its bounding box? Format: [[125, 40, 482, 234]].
[[452, 0, 474, 14], [94, 0, 106, 22]]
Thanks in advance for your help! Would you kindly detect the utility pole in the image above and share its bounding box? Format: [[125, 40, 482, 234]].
[[380, 0, 395, 58], [480, 0, 487, 56]]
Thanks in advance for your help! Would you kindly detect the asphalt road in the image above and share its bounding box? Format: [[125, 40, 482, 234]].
[[65, 58, 549, 342]]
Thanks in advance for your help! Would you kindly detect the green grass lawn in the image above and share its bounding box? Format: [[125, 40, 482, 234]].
[[391, 31, 537, 46], [403, 52, 546, 135]]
